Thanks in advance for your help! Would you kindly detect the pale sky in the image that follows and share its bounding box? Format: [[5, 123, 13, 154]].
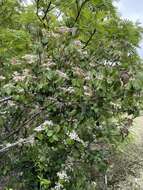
[[116, 0, 143, 23]]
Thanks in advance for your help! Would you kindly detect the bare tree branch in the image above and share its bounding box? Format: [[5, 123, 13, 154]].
[[0, 135, 34, 154], [0, 96, 12, 104], [2, 108, 45, 141]]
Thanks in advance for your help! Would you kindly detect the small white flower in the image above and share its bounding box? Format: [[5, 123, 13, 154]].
[[43, 120, 54, 126], [34, 120, 53, 132], [54, 182, 63, 190], [74, 40, 82, 47], [34, 125, 45, 132], [57, 170, 68, 181], [68, 130, 80, 141], [68, 130, 85, 146]]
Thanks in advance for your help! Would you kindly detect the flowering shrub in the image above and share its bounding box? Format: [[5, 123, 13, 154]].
[[0, 0, 143, 189]]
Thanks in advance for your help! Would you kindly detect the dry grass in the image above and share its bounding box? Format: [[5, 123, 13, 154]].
[[108, 116, 143, 190]]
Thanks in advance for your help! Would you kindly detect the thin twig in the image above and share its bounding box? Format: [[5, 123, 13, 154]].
[[35, 0, 46, 28], [82, 28, 96, 49], [42, 1, 52, 20], [73, 0, 89, 26]]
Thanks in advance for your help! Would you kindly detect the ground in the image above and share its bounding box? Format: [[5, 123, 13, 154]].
[[115, 116, 143, 190]]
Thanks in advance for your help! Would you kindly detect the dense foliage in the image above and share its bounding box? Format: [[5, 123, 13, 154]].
[[0, 0, 143, 189]]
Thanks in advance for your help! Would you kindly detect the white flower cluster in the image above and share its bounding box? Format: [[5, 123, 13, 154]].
[[83, 86, 93, 97], [57, 27, 77, 35], [34, 120, 54, 132], [68, 130, 80, 141], [68, 130, 85, 146], [103, 60, 117, 67], [59, 87, 75, 94], [57, 170, 69, 181], [12, 69, 31, 82], [54, 182, 64, 190], [111, 102, 121, 110], [12, 71, 26, 82], [22, 54, 38, 64]]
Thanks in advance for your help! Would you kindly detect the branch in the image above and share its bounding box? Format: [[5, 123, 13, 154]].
[[76, 0, 79, 11], [0, 96, 12, 104], [82, 28, 96, 49], [73, 0, 89, 26], [42, 1, 52, 20], [35, 0, 46, 28], [0, 135, 34, 154], [2, 108, 45, 141]]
